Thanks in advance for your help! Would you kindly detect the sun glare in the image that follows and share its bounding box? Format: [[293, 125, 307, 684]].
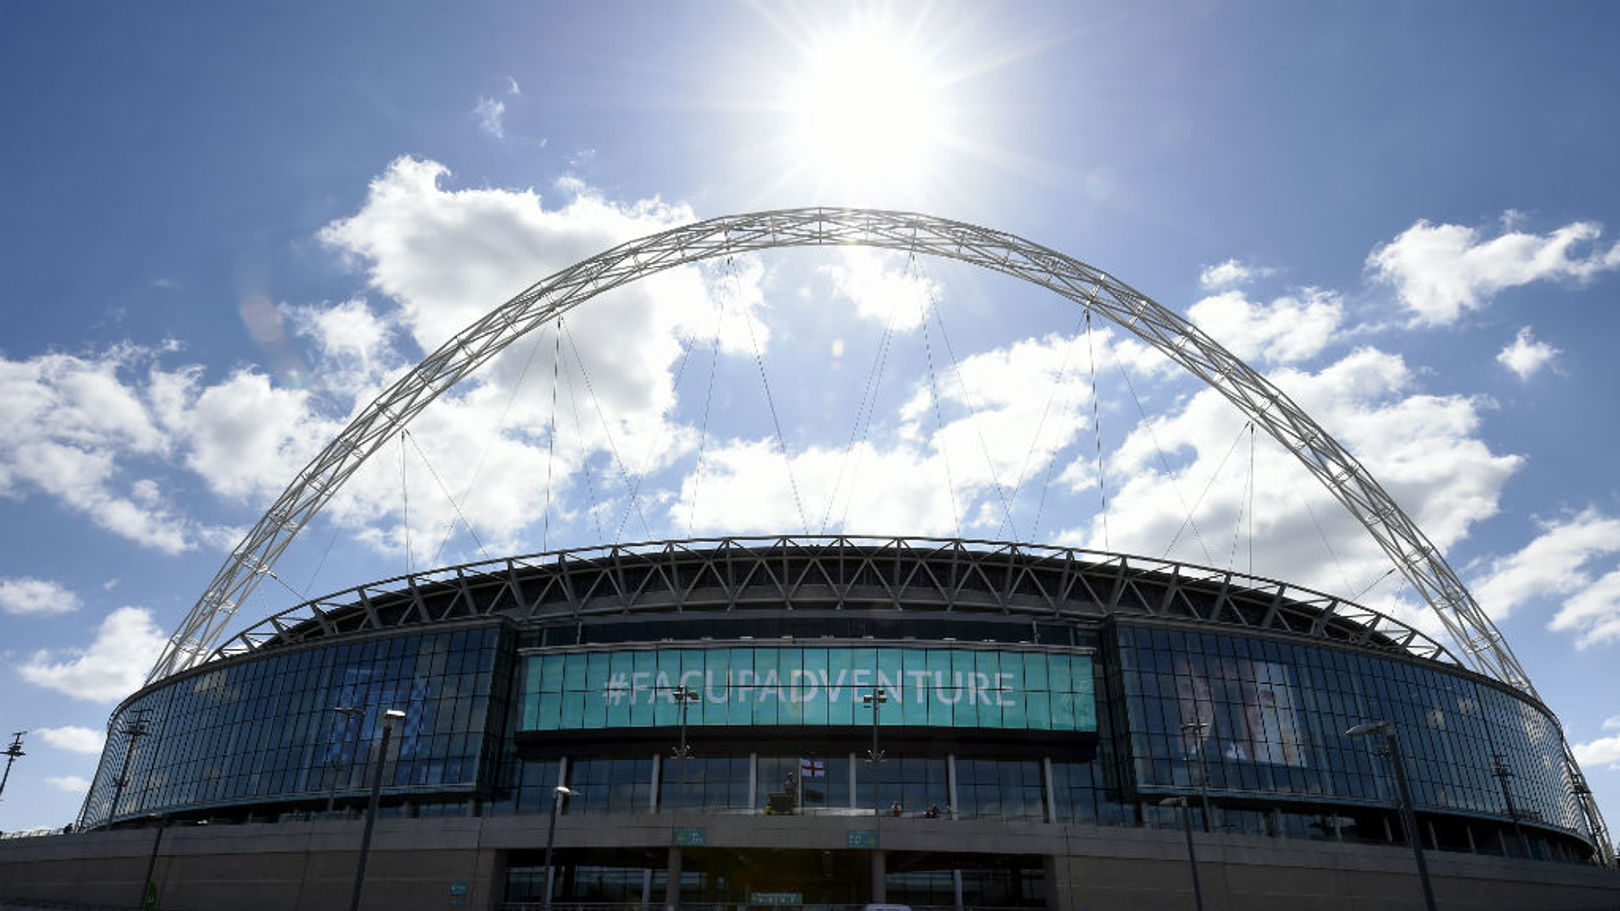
[[788, 23, 946, 196]]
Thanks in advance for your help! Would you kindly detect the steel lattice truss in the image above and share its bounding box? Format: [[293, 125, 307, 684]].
[[145, 207, 1609, 859], [210, 535, 1459, 664]]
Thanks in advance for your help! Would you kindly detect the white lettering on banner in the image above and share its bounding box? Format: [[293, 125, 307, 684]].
[[934, 671, 962, 705], [704, 670, 729, 703], [907, 670, 931, 704], [996, 673, 1014, 706]]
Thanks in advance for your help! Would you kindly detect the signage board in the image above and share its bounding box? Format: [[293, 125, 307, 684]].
[[520, 646, 1094, 733], [673, 826, 707, 846], [847, 828, 878, 849]]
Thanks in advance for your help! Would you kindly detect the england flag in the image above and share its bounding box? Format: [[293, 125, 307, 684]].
[[799, 758, 826, 778]]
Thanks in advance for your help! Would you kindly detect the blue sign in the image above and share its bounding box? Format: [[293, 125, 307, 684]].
[[847, 829, 878, 849], [673, 826, 707, 846], [520, 646, 1094, 733]]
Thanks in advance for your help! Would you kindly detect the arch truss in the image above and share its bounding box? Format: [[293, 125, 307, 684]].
[[145, 208, 1609, 859]]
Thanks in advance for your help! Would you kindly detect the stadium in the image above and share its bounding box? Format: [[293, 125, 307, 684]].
[[4, 210, 1620, 910]]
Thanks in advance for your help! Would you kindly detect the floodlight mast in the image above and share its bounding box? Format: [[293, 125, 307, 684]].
[[142, 207, 1608, 862]]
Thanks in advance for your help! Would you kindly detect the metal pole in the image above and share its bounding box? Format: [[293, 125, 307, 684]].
[[1180, 721, 1211, 833], [1349, 722, 1436, 911], [863, 690, 886, 815], [348, 709, 403, 911], [110, 711, 152, 823], [328, 707, 364, 816], [1492, 753, 1530, 858], [138, 814, 166, 911], [543, 785, 577, 911], [0, 731, 25, 802], [672, 685, 698, 812], [1173, 798, 1205, 911]]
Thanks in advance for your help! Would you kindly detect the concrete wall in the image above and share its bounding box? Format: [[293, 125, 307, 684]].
[[3, 815, 1618, 911]]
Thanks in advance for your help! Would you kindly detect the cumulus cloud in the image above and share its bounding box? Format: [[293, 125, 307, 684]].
[[1366, 216, 1620, 325], [1187, 288, 1344, 363], [18, 606, 168, 702], [0, 347, 196, 552], [1053, 345, 1520, 642], [1573, 716, 1620, 769], [46, 776, 91, 794], [1198, 259, 1271, 288], [1495, 326, 1561, 380], [0, 576, 81, 615], [473, 96, 506, 138], [36, 725, 104, 755], [819, 248, 939, 331], [1471, 508, 1620, 646]]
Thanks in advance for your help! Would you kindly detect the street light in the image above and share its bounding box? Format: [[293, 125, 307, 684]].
[[0, 731, 25, 803], [1347, 720, 1436, 911], [670, 684, 701, 812], [348, 708, 406, 911], [861, 689, 888, 816], [1159, 796, 1204, 911], [1179, 720, 1212, 833], [110, 709, 153, 823], [138, 813, 167, 911], [1491, 752, 1531, 858], [543, 785, 580, 911], [328, 706, 365, 816]]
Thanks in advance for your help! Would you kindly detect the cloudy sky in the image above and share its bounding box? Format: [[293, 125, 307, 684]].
[[4, 1, 1620, 836]]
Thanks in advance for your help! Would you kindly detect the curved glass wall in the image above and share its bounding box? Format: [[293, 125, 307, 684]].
[[1112, 622, 1581, 834], [82, 623, 512, 826]]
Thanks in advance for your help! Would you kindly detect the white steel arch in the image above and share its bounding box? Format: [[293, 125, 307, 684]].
[[147, 207, 1607, 854]]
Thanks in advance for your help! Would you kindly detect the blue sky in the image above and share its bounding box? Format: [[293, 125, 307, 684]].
[[4, 0, 1620, 837]]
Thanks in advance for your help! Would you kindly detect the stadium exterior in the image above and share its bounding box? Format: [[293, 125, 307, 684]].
[[4, 210, 1619, 909], [0, 537, 1612, 910]]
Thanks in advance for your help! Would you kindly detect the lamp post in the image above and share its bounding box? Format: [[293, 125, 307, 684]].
[[348, 708, 405, 911], [1347, 720, 1436, 911], [0, 731, 25, 803], [1159, 796, 1205, 911], [1491, 752, 1531, 858], [1179, 720, 1211, 833], [138, 813, 167, 911], [328, 706, 364, 816], [862, 689, 888, 815], [110, 709, 153, 823], [671, 684, 700, 812], [543, 785, 580, 911]]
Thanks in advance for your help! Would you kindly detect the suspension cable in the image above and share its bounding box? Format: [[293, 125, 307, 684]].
[[560, 331, 607, 544], [1094, 319, 1216, 564], [1010, 314, 1087, 542], [1247, 422, 1255, 574], [1226, 423, 1255, 572], [612, 326, 700, 543], [1085, 311, 1109, 550], [823, 286, 898, 535], [686, 280, 727, 538], [399, 429, 412, 575], [403, 428, 491, 562], [919, 284, 962, 538], [732, 256, 809, 534], [922, 259, 1020, 540], [1165, 420, 1251, 560], [562, 320, 653, 539], [542, 321, 563, 551]]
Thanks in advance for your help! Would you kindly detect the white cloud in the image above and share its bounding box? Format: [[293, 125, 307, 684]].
[[473, 96, 505, 138], [18, 606, 167, 702], [1366, 216, 1620, 325], [0, 347, 194, 553], [1495, 326, 1561, 380], [1198, 259, 1271, 288], [0, 576, 81, 615], [1054, 346, 1520, 643], [819, 248, 938, 331], [46, 776, 91, 794], [1472, 507, 1620, 646], [506, 76, 521, 96], [1187, 288, 1344, 363], [36, 725, 104, 755]]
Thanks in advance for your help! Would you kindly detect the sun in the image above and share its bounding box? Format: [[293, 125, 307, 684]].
[[786, 19, 947, 197]]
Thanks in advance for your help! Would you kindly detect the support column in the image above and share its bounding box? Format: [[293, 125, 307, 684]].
[[947, 754, 960, 819], [1041, 757, 1057, 824], [649, 752, 662, 813], [870, 849, 886, 904], [665, 846, 682, 911], [952, 868, 964, 910]]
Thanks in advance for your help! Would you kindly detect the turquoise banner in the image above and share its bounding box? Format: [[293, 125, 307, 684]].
[[519, 646, 1094, 733]]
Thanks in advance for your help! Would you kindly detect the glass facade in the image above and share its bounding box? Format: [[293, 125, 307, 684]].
[[80, 605, 1590, 863], [1113, 623, 1581, 832], [83, 623, 511, 826], [519, 645, 1096, 733]]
